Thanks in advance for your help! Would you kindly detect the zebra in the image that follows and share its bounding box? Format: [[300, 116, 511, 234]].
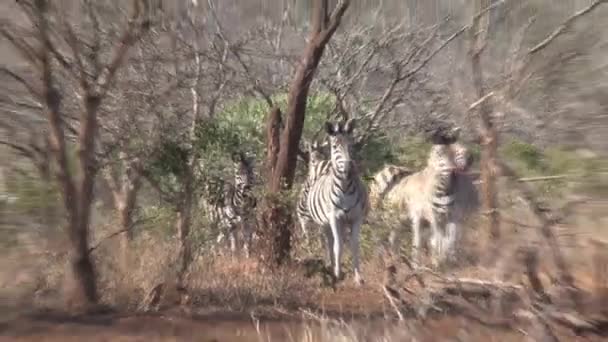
[[296, 140, 330, 246], [305, 118, 369, 285], [371, 126, 478, 267], [202, 152, 257, 258], [368, 164, 413, 210]]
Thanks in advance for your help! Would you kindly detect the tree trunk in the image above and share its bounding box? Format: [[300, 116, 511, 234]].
[[62, 95, 102, 310], [20, 0, 149, 311], [270, 0, 349, 191], [175, 172, 193, 305], [64, 232, 98, 310], [260, 0, 350, 266], [116, 176, 140, 267], [258, 106, 289, 266], [173, 169, 195, 300], [106, 156, 142, 268], [470, 0, 500, 243], [265, 107, 282, 179], [44, 77, 98, 309]]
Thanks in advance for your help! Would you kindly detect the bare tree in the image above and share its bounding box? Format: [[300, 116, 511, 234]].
[[469, 0, 501, 242], [256, 0, 350, 266], [316, 13, 463, 148], [465, 0, 607, 263], [0, 0, 150, 309], [130, 0, 239, 305]]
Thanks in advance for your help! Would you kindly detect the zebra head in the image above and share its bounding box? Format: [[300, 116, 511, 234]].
[[434, 125, 472, 173], [451, 141, 473, 173], [325, 118, 356, 175], [428, 144, 457, 173], [231, 152, 255, 192]]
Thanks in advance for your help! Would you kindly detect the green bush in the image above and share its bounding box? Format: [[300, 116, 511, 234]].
[[217, 92, 336, 158], [501, 140, 545, 172], [4, 173, 61, 220], [137, 204, 176, 239], [497, 139, 608, 197]]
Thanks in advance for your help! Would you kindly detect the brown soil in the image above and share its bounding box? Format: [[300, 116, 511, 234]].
[[0, 309, 527, 342]]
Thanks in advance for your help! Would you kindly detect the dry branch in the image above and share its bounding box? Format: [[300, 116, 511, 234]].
[[528, 0, 607, 55], [498, 161, 580, 308], [0, 0, 151, 309]]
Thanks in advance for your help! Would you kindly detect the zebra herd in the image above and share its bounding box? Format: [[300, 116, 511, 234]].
[[201, 119, 479, 285]]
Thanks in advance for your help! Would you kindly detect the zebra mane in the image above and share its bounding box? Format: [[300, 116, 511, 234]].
[[421, 120, 461, 145]]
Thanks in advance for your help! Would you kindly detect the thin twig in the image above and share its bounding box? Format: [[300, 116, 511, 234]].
[[528, 0, 607, 55]]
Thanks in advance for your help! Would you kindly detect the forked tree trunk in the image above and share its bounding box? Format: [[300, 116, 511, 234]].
[[48, 93, 99, 310], [22, 0, 150, 310], [173, 0, 203, 299], [258, 106, 289, 265], [260, 0, 350, 266]]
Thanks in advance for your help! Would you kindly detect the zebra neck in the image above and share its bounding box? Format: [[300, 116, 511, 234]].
[[434, 168, 454, 198], [331, 165, 355, 188]]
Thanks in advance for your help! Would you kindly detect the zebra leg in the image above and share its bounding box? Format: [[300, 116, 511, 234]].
[[323, 226, 334, 268], [445, 221, 459, 263], [298, 216, 311, 249], [429, 221, 439, 268], [228, 226, 238, 257], [350, 217, 364, 286], [215, 230, 226, 255], [242, 219, 253, 259], [429, 216, 446, 268], [388, 214, 407, 256], [329, 216, 342, 280], [388, 230, 398, 254], [411, 214, 422, 267]]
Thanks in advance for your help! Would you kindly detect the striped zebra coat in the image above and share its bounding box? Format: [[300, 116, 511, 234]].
[[203, 152, 257, 257], [305, 119, 369, 285], [296, 140, 330, 245], [371, 129, 478, 266]]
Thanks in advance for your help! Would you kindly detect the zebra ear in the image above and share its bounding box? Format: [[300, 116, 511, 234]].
[[344, 118, 356, 134], [302, 140, 311, 152], [450, 126, 461, 140], [325, 121, 338, 136], [321, 139, 330, 150]]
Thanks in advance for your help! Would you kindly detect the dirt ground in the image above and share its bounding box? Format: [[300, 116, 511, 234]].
[[0, 308, 522, 342], [1, 303, 604, 342], [1, 200, 606, 341]]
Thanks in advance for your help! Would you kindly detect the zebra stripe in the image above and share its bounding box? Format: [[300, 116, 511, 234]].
[[371, 127, 477, 267], [429, 144, 457, 215], [305, 119, 368, 285], [297, 141, 330, 243], [203, 152, 256, 257]]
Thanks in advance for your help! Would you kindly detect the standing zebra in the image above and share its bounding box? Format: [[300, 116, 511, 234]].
[[439, 140, 478, 262], [296, 140, 330, 246], [203, 152, 257, 258], [305, 119, 369, 285], [370, 126, 477, 267]]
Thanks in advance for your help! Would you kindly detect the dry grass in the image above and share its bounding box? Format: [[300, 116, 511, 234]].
[[1, 198, 607, 341]]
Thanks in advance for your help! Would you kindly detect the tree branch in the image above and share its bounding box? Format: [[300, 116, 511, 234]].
[[316, 0, 350, 46], [528, 0, 607, 55], [96, 0, 150, 96]]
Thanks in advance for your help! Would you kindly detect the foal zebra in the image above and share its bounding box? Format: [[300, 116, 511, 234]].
[[305, 119, 369, 285], [371, 127, 477, 266], [203, 152, 257, 257], [296, 140, 330, 245]]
